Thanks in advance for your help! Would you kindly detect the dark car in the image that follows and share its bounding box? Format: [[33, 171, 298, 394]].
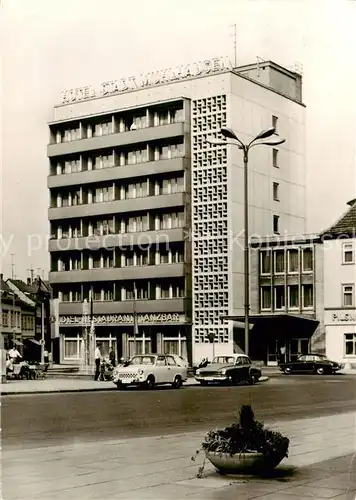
[[195, 354, 262, 385], [280, 354, 344, 375]]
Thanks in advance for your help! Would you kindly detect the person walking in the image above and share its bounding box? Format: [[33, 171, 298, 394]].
[[94, 343, 102, 381], [8, 345, 22, 363]]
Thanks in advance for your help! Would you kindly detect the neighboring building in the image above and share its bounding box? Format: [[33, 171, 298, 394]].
[[6, 277, 52, 360], [0, 275, 23, 351], [226, 235, 324, 365], [322, 199, 356, 367], [47, 57, 306, 364]]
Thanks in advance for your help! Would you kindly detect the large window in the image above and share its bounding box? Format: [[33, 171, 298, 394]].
[[260, 287, 272, 310], [273, 215, 280, 234], [63, 335, 82, 360], [345, 334, 356, 356], [288, 249, 299, 273], [302, 248, 313, 272], [343, 242, 355, 264], [274, 250, 285, 274], [273, 182, 280, 201], [343, 285, 354, 307], [302, 284, 314, 308], [260, 250, 271, 274], [288, 285, 299, 309], [274, 286, 285, 310]]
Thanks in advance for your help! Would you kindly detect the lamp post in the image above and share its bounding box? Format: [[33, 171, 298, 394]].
[[207, 127, 285, 356]]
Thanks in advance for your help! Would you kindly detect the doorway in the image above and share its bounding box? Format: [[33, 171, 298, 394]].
[[290, 338, 309, 362]]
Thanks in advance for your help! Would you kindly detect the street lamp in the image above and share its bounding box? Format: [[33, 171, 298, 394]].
[[207, 127, 285, 356]]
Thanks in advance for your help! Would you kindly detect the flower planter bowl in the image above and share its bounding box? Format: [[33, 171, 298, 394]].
[[205, 451, 285, 474]]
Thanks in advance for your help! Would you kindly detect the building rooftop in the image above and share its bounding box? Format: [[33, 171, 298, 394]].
[[321, 198, 356, 237]]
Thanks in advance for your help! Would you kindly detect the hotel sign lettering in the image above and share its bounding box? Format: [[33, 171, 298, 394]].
[[331, 312, 356, 323], [59, 313, 184, 326], [60, 56, 232, 104]]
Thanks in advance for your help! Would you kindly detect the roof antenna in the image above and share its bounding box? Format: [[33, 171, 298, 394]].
[[11, 253, 16, 279]]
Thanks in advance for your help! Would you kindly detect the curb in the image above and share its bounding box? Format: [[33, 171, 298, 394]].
[[1, 376, 270, 396]]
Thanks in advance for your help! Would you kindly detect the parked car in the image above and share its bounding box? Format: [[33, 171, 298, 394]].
[[279, 354, 344, 375], [195, 354, 261, 386], [165, 354, 189, 368], [112, 354, 188, 389]]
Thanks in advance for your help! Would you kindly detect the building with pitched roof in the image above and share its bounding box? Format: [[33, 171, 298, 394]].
[[322, 198, 356, 367]]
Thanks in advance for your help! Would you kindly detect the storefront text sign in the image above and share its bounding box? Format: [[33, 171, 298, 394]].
[[59, 313, 185, 326], [60, 56, 232, 104], [325, 310, 356, 325]]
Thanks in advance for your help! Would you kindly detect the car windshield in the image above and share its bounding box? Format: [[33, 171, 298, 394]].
[[129, 356, 156, 365], [212, 356, 236, 364]]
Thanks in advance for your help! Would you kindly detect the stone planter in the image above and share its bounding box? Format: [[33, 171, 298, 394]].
[[205, 451, 285, 474]]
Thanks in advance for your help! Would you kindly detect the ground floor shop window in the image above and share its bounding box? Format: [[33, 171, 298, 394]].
[[345, 333, 356, 356], [64, 335, 82, 360], [163, 334, 187, 359], [128, 334, 151, 358]]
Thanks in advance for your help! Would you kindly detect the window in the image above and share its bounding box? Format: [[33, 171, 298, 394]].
[[288, 285, 299, 309], [302, 248, 313, 272], [273, 215, 280, 234], [274, 250, 285, 273], [260, 250, 271, 274], [302, 284, 313, 308], [92, 254, 101, 269], [260, 287, 272, 310], [343, 243, 354, 264], [343, 285, 354, 307], [166, 356, 177, 366], [273, 182, 279, 201], [272, 149, 279, 168], [345, 334, 356, 356], [288, 249, 299, 273], [272, 115, 278, 133], [274, 286, 285, 310]]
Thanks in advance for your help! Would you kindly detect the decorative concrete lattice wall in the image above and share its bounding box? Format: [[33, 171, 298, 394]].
[[191, 95, 229, 344]]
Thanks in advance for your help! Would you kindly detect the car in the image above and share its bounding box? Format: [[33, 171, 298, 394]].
[[279, 354, 345, 375], [165, 354, 189, 368], [195, 354, 262, 386], [111, 354, 188, 389]]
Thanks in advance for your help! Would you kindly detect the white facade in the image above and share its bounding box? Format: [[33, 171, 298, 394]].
[[51, 61, 306, 364], [324, 238, 356, 366]]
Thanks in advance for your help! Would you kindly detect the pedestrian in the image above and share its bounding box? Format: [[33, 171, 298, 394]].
[[8, 345, 22, 363], [94, 343, 102, 381], [109, 346, 116, 367], [43, 348, 49, 364]]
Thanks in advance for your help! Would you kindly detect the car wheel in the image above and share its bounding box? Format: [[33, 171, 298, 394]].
[[146, 375, 155, 389], [248, 373, 257, 385], [284, 367, 292, 375], [200, 381, 208, 386], [316, 367, 325, 375], [115, 382, 125, 390], [172, 375, 182, 389]]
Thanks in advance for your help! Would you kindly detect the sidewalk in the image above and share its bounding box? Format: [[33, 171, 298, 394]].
[[0, 376, 269, 395], [3, 412, 356, 499]]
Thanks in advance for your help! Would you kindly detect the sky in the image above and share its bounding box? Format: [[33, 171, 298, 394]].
[[2, 0, 356, 280]]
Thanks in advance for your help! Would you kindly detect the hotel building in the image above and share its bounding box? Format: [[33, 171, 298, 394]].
[[47, 57, 306, 364]]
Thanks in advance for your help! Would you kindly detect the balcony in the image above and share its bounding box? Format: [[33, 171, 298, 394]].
[[58, 298, 187, 316], [49, 263, 185, 284], [48, 158, 186, 189], [48, 228, 186, 252], [48, 193, 185, 220], [47, 123, 186, 158]]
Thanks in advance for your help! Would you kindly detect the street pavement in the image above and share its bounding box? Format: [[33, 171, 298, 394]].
[[2, 412, 356, 499], [3, 375, 356, 499]]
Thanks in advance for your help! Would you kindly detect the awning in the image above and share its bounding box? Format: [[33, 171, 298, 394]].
[[222, 314, 319, 338], [27, 339, 42, 346], [13, 339, 24, 346]]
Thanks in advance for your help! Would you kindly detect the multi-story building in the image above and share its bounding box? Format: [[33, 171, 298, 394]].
[[239, 236, 324, 365], [0, 275, 23, 350], [323, 198, 356, 367], [47, 57, 306, 364]]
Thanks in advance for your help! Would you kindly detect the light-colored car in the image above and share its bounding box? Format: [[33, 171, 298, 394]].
[[112, 354, 188, 389], [195, 354, 261, 385], [165, 354, 189, 368]]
